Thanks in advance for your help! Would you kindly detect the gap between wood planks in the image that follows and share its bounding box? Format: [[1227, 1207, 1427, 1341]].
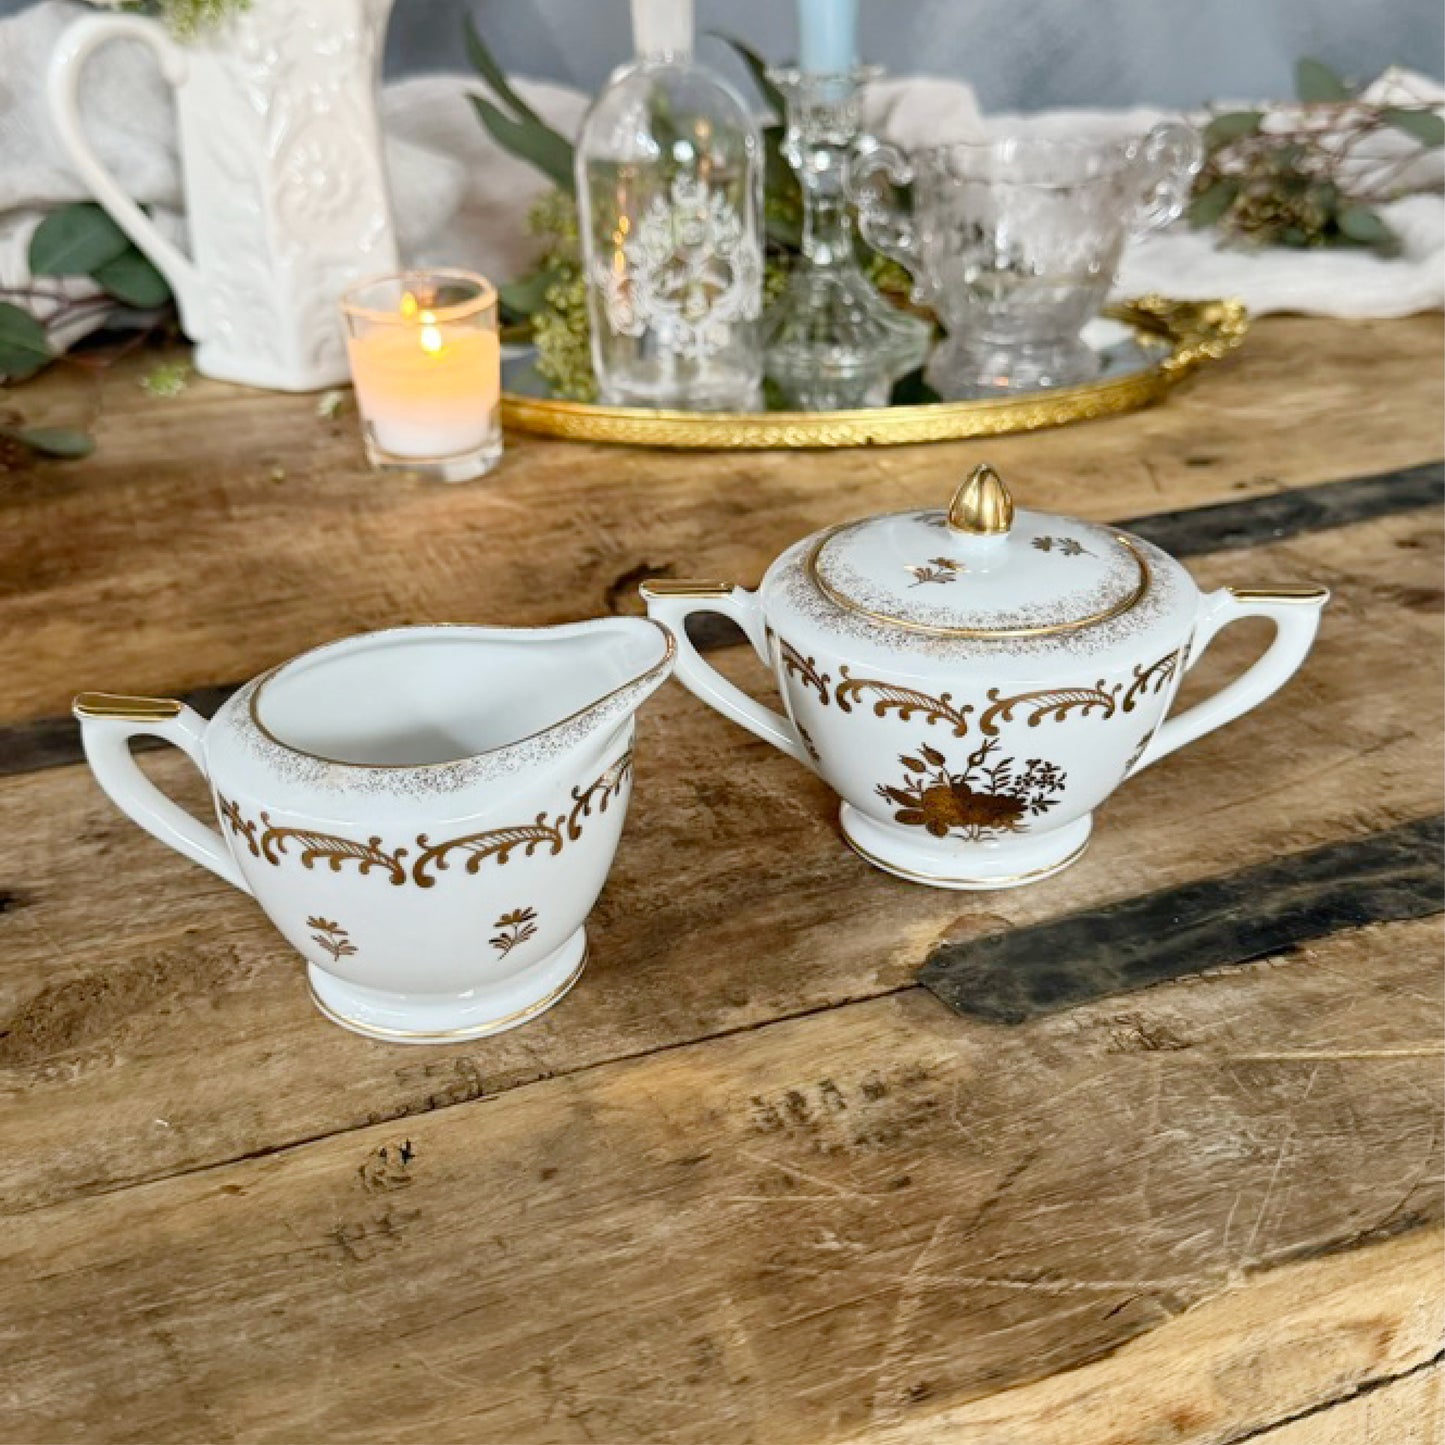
[[1222, 1350, 1444, 1445], [921, 815, 1445, 1022], [0, 459, 1439, 778]]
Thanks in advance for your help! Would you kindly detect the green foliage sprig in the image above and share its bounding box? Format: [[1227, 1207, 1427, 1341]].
[[1190, 58, 1444, 252], [0, 203, 176, 464], [99, 0, 252, 40]]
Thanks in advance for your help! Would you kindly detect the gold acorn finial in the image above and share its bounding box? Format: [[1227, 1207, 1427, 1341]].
[[947, 463, 1014, 536]]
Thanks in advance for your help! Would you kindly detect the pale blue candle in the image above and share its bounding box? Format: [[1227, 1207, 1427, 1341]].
[[798, 0, 857, 73]]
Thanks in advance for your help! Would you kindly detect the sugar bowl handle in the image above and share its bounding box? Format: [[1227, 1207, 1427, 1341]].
[[73, 693, 251, 892], [1130, 585, 1329, 775], [640, 581, 812, 767]]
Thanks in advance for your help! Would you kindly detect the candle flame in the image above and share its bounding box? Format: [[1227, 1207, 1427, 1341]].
[[400, 291, 443, 354]]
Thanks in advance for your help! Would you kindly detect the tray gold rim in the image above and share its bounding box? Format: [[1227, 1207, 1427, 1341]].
[[499, 295, 1248, 451]]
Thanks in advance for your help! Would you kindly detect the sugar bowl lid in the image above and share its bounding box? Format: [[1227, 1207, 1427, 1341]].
[[805, 464, 1152, 639]]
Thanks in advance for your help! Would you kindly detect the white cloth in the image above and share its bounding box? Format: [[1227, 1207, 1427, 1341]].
[[1, 0, 1441, 347]]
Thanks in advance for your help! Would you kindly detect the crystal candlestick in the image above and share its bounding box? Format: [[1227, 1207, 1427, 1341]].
[[762, 68, 929, 411]]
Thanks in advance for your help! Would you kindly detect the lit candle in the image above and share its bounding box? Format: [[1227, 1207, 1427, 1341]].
[[798, 0, 857, 73], [340, 270, 502, 482]]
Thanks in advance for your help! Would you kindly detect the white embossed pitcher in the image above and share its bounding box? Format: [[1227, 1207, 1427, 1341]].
[[48, 0, 399, 391], [74, 621, 676, 1043]]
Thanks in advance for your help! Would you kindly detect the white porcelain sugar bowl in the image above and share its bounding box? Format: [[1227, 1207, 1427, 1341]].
[[643, 464, 1328, 889]]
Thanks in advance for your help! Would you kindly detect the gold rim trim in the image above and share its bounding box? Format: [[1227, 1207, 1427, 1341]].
[[73, 692, 183, 723], [1226, 585, 1331, 605], [308, 948, 588, 1041], [804, 526, 1152, 639], [247, 621, 676, 773], [500, 297, 1248, 451], [843, 829, 1091, 887], [638, 579, 736, 599]]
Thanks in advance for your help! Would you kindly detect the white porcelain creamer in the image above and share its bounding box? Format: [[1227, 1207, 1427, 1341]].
[[75, 620, 675, 1042]]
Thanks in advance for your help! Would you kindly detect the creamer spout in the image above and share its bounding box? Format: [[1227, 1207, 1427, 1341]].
[[552, 615, 677, 744]]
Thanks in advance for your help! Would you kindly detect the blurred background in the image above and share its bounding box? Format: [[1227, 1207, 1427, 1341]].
[[398, 0, 1440, 108], [1, 0, 1441, 107]]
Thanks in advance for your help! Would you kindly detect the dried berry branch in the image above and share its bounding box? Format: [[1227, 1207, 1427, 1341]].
[[1190, 58, 1444, 252]]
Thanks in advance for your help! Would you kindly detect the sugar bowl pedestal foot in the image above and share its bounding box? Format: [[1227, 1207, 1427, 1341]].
[[839, 805, 1092, 890]]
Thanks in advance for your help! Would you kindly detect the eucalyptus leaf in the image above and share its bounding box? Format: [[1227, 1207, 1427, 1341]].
[[1295, 57, 1352, 103], [469, 94, 576, 193], [12, 425, 95, 459], [1382, 107, 1445, 148], [762, 122, 803, 248], [464, 15, 544, 126], [709, 32, 787, 120], [1336, 204, 1394, 246], [0, 301, 52, 381], [1186, 177, 1239, 227], [29, 203, 131, 278], [499, 267, 562, 321], [1202, 111, 1264, 148], [92, 248, 171, 308]]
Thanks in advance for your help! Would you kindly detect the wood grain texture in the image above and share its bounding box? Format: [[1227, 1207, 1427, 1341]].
[[1, 513, 1440, 1214], [2, 917, 1440, 1444], [1242, 1362, 1441, 1445], [1, 316, 1440, 727], [2, 459, 1437, 778], [859, 1240, 1444, 1445], [2, 317, 1442, 1440], [923, 815, 1445, 1021]]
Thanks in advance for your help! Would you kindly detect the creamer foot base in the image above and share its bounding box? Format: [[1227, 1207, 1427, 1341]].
[[307, 929, 587, 1044]]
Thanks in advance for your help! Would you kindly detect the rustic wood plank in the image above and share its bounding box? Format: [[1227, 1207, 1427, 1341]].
[[3, 460, 1438, 779], [1, 315, 1439, 727], [860, 1243, 1444, 1445], [922, 815, 1445, 1022], [1, 511, 1439, 1213], [1239, 1363, 1442, 1445], [1, 918, 1439, 1444]]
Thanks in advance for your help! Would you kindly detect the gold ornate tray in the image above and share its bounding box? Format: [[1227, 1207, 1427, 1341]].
[[499, 296, 1247, 451]]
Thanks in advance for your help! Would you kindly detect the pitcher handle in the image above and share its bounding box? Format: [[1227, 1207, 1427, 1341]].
[[846, 142, 928, 298], [73, 693, 250, 893], [1133, 120, 1205, 237], [1130, 586, 1328, 775], [47, 13, 206, 331], [640, 581, 811, 767]]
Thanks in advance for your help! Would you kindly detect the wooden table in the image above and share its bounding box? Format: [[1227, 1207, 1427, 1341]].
[[2, 317, 1442, 1445]]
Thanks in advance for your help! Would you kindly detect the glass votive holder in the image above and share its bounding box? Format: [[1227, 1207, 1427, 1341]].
[[340, 269, 502, 483]]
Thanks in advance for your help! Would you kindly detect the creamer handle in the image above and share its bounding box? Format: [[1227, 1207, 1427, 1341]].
[[1130, 586, 1329, 775], [47, 13, 207, 331], [640, 581, 810, 766], [73, 693, 251, 892]]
